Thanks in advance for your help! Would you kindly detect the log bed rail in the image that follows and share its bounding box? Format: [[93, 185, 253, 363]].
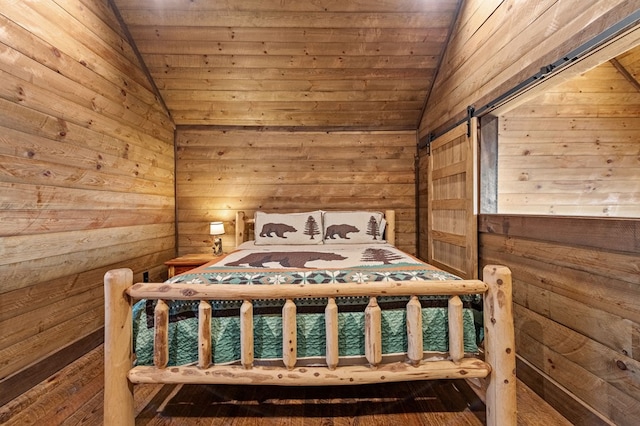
[[104, 265, 516, 426]]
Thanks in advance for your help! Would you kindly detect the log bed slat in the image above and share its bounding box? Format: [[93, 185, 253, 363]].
[[198, 300, 211, 369], [325, 297, 339, 370], [406, 295, 423, 366], [153, 299, 169, 369], [364, 296, 382, 367], [240, 300, 254, 369], [282, 299, 297, 370], [448, 295, 464, 362]]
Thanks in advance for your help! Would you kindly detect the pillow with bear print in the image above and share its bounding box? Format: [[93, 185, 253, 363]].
[[254, 211, 324, 245], [322, 211, 386, 244]]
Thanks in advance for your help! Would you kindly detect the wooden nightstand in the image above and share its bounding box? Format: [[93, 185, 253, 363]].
[[165, 253, 215, 278]]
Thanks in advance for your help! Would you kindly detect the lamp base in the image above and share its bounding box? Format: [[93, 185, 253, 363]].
[[212, 237, 223, 256]]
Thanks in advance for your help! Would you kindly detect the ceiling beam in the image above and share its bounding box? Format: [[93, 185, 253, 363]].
[[609, 57, 640, 92]]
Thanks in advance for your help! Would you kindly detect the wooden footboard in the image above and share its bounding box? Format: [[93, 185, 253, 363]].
[[104, 265, 516, 426]]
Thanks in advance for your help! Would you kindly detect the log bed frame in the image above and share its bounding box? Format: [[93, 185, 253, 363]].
[[104, 210, 516, 425]]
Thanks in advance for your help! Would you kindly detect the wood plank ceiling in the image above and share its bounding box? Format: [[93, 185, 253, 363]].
[[112, 0, 461, 129]]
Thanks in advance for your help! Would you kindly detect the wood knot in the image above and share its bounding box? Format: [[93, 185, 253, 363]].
[[181, 288, 197, 297], [505, 348, 512, 354], [616, 360, 627, 370]]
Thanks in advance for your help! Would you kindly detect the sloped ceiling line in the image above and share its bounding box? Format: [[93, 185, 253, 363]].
[[110, 0, 463, 129]]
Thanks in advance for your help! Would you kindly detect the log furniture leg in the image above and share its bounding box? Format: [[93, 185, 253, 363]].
[[483, 265, 517, 426], [104, 268, 135, 426]]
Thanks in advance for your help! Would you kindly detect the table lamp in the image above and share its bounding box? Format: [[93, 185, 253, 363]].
[[209, 221, 225, 256]]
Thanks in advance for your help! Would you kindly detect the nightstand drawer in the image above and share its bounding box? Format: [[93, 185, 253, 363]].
[[165, 254, 215, 278]]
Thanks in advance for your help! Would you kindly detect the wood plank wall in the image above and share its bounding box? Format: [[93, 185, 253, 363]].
[[498, 61, 640, 217], [418, 0, 639, 137], [479, 215, 640, 425], [175, 128, 416, 255], [417, 1, 640, 424], [0, 0, 175, 403]]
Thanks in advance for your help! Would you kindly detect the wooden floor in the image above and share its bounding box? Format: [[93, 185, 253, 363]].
[[0, 345, 573, 426]]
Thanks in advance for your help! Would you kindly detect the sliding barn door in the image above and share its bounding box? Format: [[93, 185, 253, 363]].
[[427, 118, 478, 279]]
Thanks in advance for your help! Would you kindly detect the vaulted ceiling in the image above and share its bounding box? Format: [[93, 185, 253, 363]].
[[112, 0, 461, 129]]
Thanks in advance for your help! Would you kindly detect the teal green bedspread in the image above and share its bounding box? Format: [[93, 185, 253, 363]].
[[132, 246, 481, 366]]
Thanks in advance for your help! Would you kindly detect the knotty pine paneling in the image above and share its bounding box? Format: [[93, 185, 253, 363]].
[[417, 2, 640, 423], [112, 0, 460, 128], [418, 0, 637, 136], [0, 0, 175, 392], [176, 128, 416, 255], [497, 60, 640, 217], [479, 215, 640, 425], [417, 0, 639, 262]]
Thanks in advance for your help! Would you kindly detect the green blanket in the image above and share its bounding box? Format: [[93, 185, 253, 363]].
[[132, 257, 480, 366]]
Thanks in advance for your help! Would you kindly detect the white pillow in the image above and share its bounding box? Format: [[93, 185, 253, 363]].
[[254, 211, 324, 245], [323, 211, 386, 244]]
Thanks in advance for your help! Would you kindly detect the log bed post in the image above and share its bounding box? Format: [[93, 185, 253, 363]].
[[104, 268, 135, 426], [384, 209, 395, 246], [235, 211, 245, 248], [482, 265, 517, 426]]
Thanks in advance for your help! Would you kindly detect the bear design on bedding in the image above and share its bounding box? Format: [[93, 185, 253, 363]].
[[226, 251, 347, 268], [324, 224, 360, 240], [259, 223, 297, 238]]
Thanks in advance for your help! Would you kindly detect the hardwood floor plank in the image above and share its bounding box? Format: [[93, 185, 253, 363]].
[[0, 344, 574, 425]]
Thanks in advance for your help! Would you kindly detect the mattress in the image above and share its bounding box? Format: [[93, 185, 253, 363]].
[[132, 242, 480, 366]]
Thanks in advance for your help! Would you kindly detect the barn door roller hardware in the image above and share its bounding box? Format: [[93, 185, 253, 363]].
[[418, 8, 640, 153], [474, 8, 640, 116], [419, 105, 475, 155]]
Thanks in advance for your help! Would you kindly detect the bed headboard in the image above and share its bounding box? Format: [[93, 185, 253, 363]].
[[235, 210, 396, 248]]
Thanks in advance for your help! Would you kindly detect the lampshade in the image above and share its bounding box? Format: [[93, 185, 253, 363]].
[[209, 222, 225, 235]]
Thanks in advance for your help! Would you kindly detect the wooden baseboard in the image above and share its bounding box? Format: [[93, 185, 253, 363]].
[[516, 355, 613, 426], [0, 328, 103, 407]]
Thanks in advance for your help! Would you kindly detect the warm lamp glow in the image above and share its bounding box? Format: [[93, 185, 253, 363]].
[[209, 222, 225, 236]]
